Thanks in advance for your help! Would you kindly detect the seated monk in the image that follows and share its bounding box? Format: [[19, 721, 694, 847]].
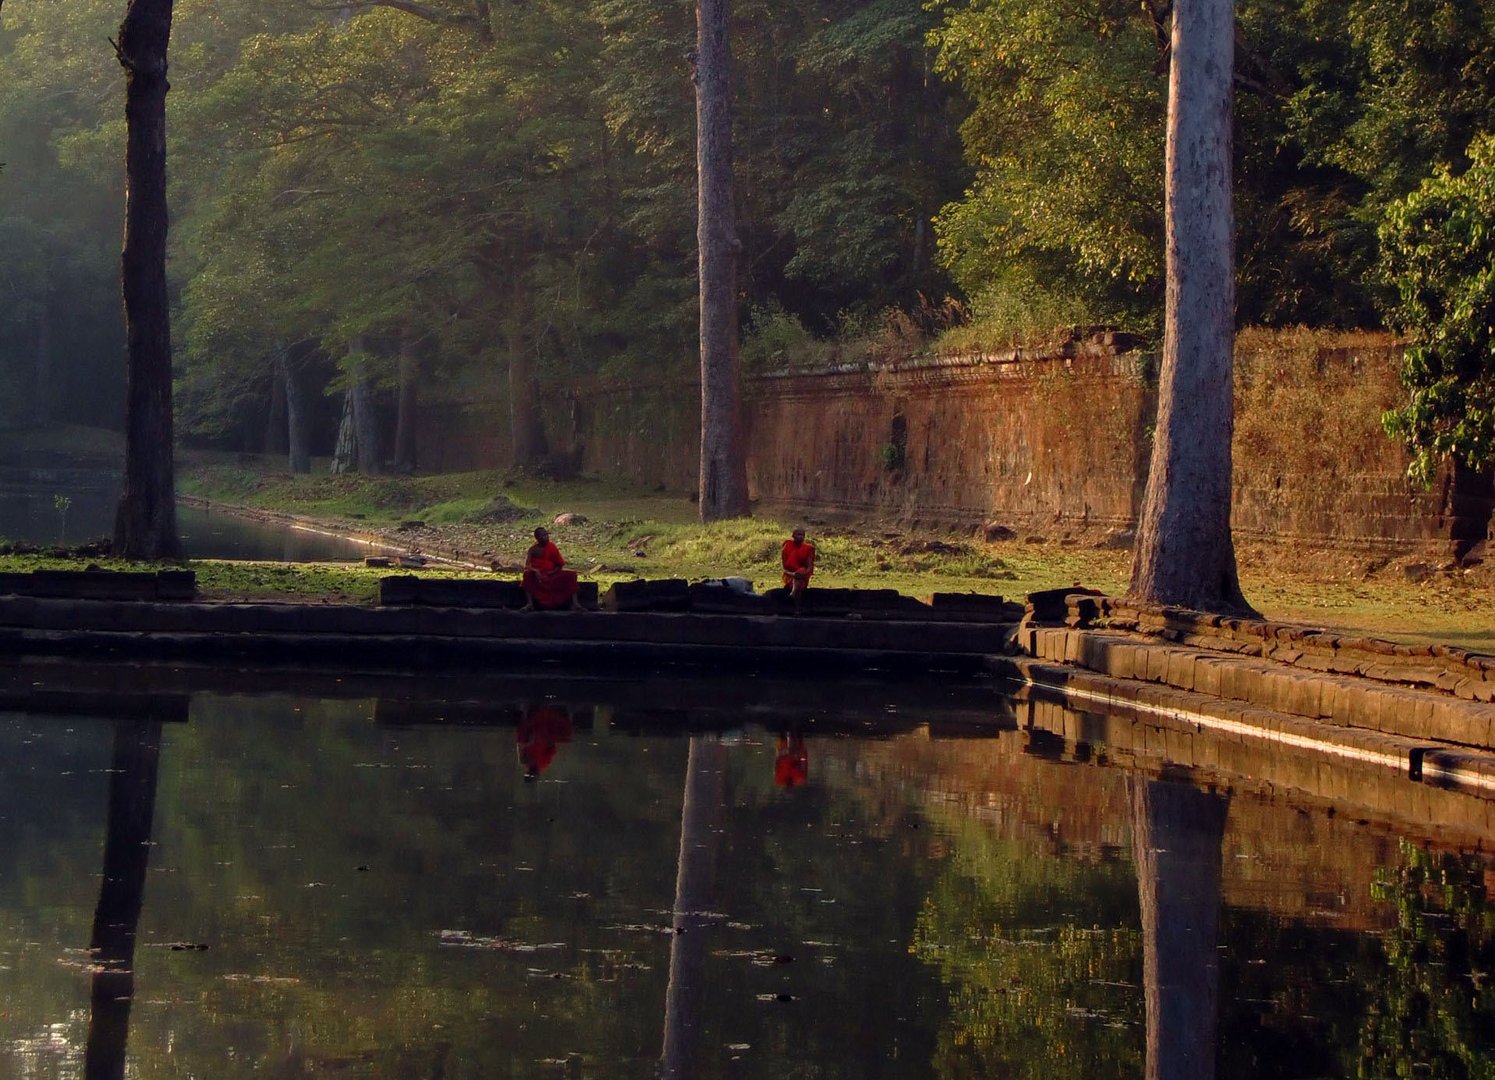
[[521, 526, 582, 611], [781, 527, 816, 612]]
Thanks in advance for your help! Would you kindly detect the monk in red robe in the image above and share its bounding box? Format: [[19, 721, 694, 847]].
[[781, 527, 816, 613], [521, 526, 582, 611]]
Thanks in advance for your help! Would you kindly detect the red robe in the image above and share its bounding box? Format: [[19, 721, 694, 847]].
[[522, 540, 579, 608], [774, 735, 809, 788], [781, 539, 816, 588], [517, 705, 573, 777]]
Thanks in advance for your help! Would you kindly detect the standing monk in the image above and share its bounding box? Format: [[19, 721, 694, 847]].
[[781, 527, 816, 613], [521, 526, 582, 611]]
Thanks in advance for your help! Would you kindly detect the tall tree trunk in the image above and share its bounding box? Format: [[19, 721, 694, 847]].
[[507, 277, 549, 470], [1127, 0, 1247, 612], [86, 717, 164, 1080], [330, 390, 357, 474], [694, 0, 750, 522], [276, 344, 311, 474], [112, 0, 181, 561], [263, 355, 288, 456], [393, 328, 419, 472], [659, 736, 728, 1079], [351, 373, 383, 474], [1130, 778, 1228, 1080]]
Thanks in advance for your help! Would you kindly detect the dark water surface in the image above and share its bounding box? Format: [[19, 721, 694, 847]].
[[0, 676, 1491, 1078]]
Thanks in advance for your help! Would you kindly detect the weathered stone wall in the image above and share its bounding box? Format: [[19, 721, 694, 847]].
[[415, 330, 1486, 551]]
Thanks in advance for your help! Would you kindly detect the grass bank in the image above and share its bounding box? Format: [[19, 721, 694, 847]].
[[1, 444, 1488, 651]]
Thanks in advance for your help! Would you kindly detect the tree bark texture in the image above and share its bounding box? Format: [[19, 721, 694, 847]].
[[1127, 0, 1248, 612], [331, 389, 357, 474], [263, 357, 288, 456], [659, 736, 728, 1080], [113, 0, 181, 561], [351, 372, 383, 474], [1130, 777, 1228, 1080], [694, 0, 750, 522]]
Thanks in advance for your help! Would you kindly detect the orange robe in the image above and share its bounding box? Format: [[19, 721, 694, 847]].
[[781, 539, 816, 589], [522, 540, 579, 608]]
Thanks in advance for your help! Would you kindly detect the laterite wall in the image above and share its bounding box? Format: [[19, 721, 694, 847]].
[[416, 330, 1486, 552]]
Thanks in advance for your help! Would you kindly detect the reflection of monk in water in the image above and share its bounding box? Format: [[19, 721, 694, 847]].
[[774, 734, 808, 788], [517, 704, 573, 779]]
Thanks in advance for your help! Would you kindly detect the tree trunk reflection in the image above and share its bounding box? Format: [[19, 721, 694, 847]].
[[659, 736, 727, 1079], [85, 718, 164, 1080], [1130, 776, 1229, 1080]]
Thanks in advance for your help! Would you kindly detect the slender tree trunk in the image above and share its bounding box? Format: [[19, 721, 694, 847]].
[[1130, 778, 1228, 1080], [1127, 0, 1248, 612], [112, 0, 181, 561], [330, 390, 357, 474], [393, 328, 419, 472], [263, 355, 288, 456], [694, 0, 750, 521], [276, 344, 311, 474], [351, 373, 383, 474], [507, 276, 549, 470], [86, 717, 164, 1080], [659, 736, 728, 1079]]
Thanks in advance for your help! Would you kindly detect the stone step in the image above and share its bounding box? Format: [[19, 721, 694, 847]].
[[1022, 625, 1495, 751]]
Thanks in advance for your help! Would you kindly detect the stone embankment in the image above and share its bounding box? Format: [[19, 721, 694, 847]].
[[2, 570, 1492, 842], [1011, 589, 1495, 804], [0, 569, 1018, 677]]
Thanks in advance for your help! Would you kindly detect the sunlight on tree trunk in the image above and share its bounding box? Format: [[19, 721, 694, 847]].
[[113, 0, 181, 561], [694, 0, 750, 522], [1127, 0, 1249, 613]]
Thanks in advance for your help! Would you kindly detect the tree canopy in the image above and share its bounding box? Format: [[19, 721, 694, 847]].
[[3, 0, 1495, 475]]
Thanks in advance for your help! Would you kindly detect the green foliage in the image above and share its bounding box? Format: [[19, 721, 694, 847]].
[[740, 302, 830, 371], [1356, 841, 1495, 1078], [928, 0, 1166, 334], [1378, 134, 1495, 484]]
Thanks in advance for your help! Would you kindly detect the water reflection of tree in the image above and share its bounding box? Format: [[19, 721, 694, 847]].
[[910, 815, 1145, 1077], [86, 717, 164, 1079], [660, 736, 728, 1078], [1354, 840, 1495, 1079]]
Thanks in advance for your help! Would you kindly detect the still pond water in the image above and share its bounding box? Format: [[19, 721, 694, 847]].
[[0, 674, 1491, 1078], [0, 479, 374, 561]]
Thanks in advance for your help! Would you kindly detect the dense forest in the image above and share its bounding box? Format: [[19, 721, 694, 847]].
[[2, 0, 1493, 467]]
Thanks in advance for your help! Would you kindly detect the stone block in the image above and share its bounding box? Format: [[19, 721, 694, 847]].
[[1105, 640, 1138, 681], [155, 570, 198, 601], [1166, 649, 1198, 692], [1192, 656, 1225, 698], [604, 578, 691, 612]]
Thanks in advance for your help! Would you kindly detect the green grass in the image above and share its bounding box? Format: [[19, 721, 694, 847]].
[[10, 448, 1495, 652]]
